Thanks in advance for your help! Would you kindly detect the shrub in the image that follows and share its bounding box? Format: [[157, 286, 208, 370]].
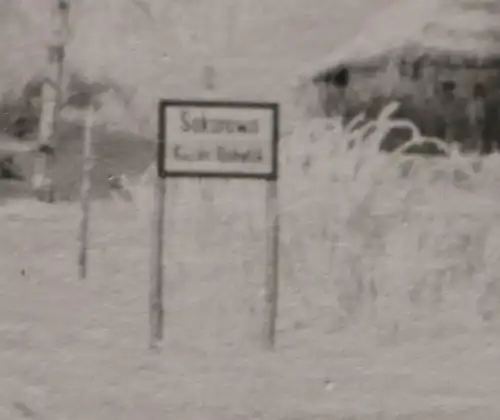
[[278, 101, 499, 341]]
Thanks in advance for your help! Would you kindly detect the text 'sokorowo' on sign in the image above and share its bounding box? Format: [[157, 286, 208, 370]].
[[158, 100, 279, 180]]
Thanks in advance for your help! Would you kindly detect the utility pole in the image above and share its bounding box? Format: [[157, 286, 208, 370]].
[[33, 0, 70, 202]]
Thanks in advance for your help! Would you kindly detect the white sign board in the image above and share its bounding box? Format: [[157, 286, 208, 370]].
[[158, 100, 279, 179]]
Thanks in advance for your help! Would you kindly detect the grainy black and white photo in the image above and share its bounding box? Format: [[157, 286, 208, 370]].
[[1, 0, 500, 419]]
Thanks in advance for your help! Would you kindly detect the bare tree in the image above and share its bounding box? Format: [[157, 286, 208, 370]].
[[32, 0, 70, 202]]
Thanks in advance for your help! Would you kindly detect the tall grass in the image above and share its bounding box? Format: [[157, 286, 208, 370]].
[[280, 102, 500, 342], [120, 101, 500, 343]]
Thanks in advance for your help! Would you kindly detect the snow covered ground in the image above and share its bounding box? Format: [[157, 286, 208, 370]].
[[1, 191, 500, 420]]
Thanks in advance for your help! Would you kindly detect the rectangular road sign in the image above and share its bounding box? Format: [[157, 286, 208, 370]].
[[158, 99, 279, 179]]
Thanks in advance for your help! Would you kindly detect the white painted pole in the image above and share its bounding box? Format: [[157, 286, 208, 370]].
[[33, 0, 70, 202]]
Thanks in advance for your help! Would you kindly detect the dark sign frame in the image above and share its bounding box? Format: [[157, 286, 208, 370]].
[[157, 99, 279, 180]]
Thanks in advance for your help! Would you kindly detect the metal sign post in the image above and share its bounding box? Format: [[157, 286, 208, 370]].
[[150, 99, 280, 351]]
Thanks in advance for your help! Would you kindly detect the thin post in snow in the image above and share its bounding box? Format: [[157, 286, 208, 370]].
[[149, 172, 166, 350], [78, 105, 95, 280], [262, 178, 280, 350]]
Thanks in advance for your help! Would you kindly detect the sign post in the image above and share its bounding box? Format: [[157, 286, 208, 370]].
[[149, 173, 166, 350], [150, 99, 280, 350], [263, 177, 280, 349]]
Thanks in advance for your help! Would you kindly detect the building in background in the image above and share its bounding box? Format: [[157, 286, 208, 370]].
[[295, 0, 500, 153]]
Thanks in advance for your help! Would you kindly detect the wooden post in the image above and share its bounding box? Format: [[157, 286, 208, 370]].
[[149, 173, 166, 350], [262, 178, 280, 350], [338, 87, 347, 125], [467, 83, 486, 153], [422, 63, 436, 136], [78, 105, 94, 280], [441, 80, 456, 143]]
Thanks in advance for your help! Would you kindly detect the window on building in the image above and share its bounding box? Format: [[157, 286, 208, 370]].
[[324, 67, 349, 88], [441, 80, 456, 95], [473, 82, 486, 99], [411, 59, 422, 80], [399, 58, 409, 77], [399, 58, 422, 80]]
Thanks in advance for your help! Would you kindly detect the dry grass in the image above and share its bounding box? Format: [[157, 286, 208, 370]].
[[275, 103, 500, 339]]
